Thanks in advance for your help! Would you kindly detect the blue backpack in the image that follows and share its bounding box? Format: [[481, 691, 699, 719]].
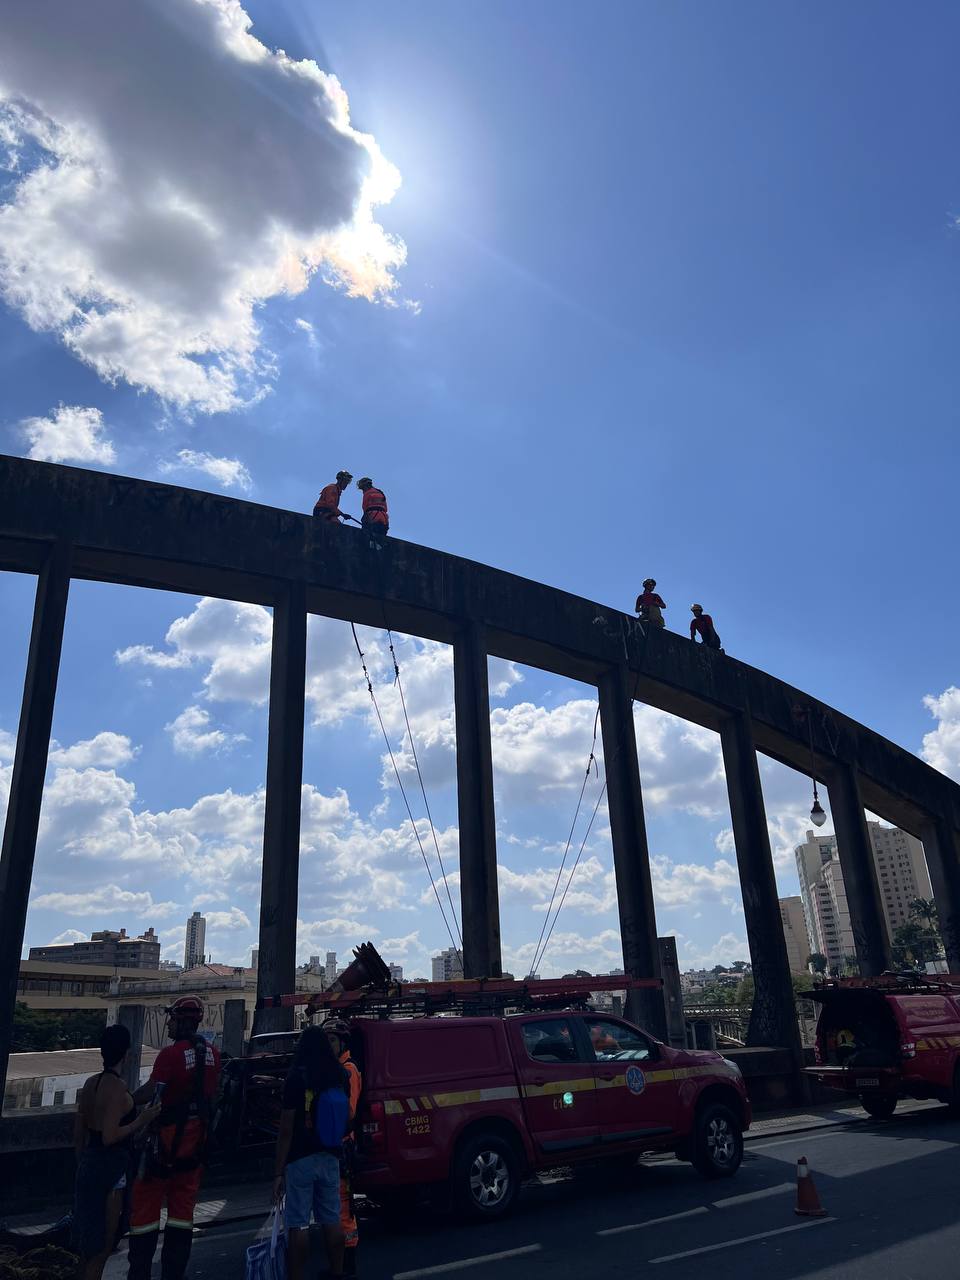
[[305, 1077, 349, 1152]]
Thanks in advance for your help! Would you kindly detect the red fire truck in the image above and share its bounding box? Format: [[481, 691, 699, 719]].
[[219, 951, 750, 1219], [805, 974, 960, 1118]]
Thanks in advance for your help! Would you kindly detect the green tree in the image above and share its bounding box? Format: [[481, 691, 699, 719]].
[[841, 954, 860, 976], [730, 961, 750, 973], [891, 921, 942, 970], [11, 1003, 106, 1052], [807, 952, 828, 974], [909, 898, 939, 930]]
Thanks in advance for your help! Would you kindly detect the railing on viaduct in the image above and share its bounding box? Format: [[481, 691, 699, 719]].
[[2, 454, 959, 1102]]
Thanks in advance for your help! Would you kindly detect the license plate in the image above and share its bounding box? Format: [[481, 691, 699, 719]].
[[857, 1077, 880, 1088]]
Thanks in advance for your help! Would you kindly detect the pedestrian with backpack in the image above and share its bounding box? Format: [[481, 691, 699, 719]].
[[274, 1026, 350, 1280]]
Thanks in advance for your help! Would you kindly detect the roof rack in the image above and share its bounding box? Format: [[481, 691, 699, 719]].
[[256, 974, 661, 1019]]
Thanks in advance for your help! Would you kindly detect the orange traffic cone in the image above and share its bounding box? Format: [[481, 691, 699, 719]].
[[794, 1156, 828, 1218]]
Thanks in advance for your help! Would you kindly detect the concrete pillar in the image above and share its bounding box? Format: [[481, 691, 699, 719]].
[[919, 815, 960, 972], [658, 936, 686, 1048], [253, 583, 307, 1035], [598, 666, 665, 1038], [0, 543, 71, 1103], [222, 998, 247, 1059], [117, 1004, 145, 1095], [829, 763, 890, 975], [720, 713, 802, 1059], [453, 622, 501, 978]]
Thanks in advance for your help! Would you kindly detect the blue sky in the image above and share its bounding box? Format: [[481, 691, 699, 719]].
[[2, 0, 959, 979]]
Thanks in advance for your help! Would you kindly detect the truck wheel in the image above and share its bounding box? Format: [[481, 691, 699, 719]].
[[860, 1093, 897, 1120], [691, 1103, 743, 1179], [451, 1132, 521, 1220]]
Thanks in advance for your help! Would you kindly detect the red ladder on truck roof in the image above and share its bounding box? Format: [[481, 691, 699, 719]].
[[256, 974, 662, 1019]]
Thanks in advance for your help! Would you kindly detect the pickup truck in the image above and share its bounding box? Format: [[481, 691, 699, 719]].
[[219, 1005, 751, 1219], [805, 976, 960, 1118]]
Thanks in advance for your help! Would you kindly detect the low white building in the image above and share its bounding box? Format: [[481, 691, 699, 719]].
[[4, 1047, 159, 1112]]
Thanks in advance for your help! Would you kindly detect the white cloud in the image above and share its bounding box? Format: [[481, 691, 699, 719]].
[[159, 449, 252, 492], [116, 598, 272, 700], [0, 0, 406, 413], [31, 884, 178, 917], [165, 705, 247, 756], [205, 907, 251, 930], [680, 931, 750, 970], [921, 686, 960, 781], [49, 731, 137, 770], [295, 317, 319, 350], [48, 928, 88, 945], [19, 404, 115, 465]]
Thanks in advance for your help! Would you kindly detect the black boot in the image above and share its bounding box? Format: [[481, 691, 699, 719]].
[[343, 1245, 359, 1276], [127, 1230, 160, 1280], [160, 1224, 194, 1280]]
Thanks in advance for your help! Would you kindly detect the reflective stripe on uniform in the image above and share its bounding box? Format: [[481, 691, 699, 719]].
[[166, 1217, 194, 1230], [129, 1221, 162, 1235]]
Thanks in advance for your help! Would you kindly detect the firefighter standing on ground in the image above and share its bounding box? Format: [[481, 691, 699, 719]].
[[314, 471, 354, 524], [127, 996, 220, 1280], [636, 578, 666, 627], [357, 477, 389, 546], [324, 1019, 362, 1275], [690, 604, 723, 651]]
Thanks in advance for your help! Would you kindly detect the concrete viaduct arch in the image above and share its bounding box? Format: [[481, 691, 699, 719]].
[[2, 454, 960, 1096]]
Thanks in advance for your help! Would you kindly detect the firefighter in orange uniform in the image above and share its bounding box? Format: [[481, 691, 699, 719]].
[[127, 997, 220, 1280], [314, 471, 354, 524], [323, 1019, 362, 1275], [356, 477, 389, 547]]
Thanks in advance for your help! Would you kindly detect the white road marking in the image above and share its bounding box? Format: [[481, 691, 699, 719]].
[[713, 1181, 795, 1207], [394, 1244, 542, 1278], [750, 1129, 846, 1150], [649, 1217, 835, 1263], [597, 1206, 709, 1236]]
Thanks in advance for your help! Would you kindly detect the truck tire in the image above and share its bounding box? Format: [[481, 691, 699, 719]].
[[691, 1103, 743, 1179], [451, 1132, 521, 1220], [860, 1093, 897, 1120]]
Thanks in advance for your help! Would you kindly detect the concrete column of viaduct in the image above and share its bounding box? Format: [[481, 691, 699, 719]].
[[2, 456, 960, 1099]]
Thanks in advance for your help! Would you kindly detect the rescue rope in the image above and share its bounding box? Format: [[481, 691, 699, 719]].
[[531, 667, 645, 975], [384, 624, 464, 950], [350, 623, 463, 962], [529, 705, 600, 977], [536, 776, 609, 973]]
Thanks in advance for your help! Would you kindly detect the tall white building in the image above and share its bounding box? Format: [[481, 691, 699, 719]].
[[324, 952, 338, 987], [184, 911, 206, 971], [389, 964, 404, 983], [431, 948, 464, 982], [795, 823, 933, 969], [870, 822, 933, 933], [779, 897, 808, 974]]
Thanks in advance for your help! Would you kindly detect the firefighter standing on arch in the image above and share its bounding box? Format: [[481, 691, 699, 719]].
[[323, 1019, 362, 1275], [127, 996, 220, 1280], [357, 477, 389, 547]]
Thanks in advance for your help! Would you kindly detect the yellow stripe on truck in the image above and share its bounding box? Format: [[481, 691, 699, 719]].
[[384, 1063, 739, 1115]]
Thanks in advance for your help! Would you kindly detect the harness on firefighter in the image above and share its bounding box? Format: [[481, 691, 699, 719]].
[[146, 1037, 212, 1178]]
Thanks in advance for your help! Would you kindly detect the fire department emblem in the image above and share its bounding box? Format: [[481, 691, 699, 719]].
[[625, 1066, 646, 1095]]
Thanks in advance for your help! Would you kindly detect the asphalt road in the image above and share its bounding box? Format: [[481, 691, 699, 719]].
[[106, 1105, 960, 1279]]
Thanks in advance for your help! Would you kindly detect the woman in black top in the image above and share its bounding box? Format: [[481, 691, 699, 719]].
[[72, 1024, 160, 1279], [274, 1026, 350, 1279]]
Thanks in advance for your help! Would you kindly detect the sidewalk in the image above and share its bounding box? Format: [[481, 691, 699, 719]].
[[3, 1096, 944, 1236]]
